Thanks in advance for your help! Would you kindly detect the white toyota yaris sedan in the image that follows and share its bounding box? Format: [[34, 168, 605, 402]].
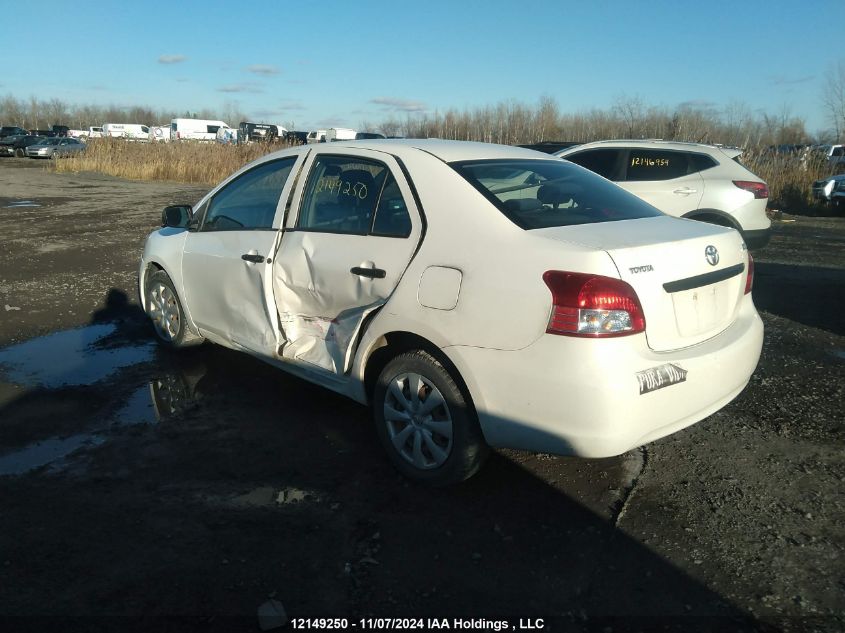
[[140, 140, 764, 484]]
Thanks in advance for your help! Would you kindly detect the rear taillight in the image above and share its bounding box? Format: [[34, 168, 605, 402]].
[[744, 252, 754, 295], [733, 180, 769, 199], [542, 271, 646, 337]]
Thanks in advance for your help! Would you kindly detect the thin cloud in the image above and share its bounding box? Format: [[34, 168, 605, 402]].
[[247, 64, 281, 76], [677, 99, 718, 109], [158, 54, 187, 64], [278, 101, 306, 111], [370, 97, 427, 112], [316, 117, 347, 127], [769, 74, 814, 86], [217, 83, 264, 94]]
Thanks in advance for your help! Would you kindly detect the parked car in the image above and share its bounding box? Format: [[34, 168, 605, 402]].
[[29, 129, 56, 137], [355, 132, 386, 140], [148, 124, 171, 143], [139, 140, 763, 484], [813, 144, 845, 171], [284, 131, 309, 145], [811, 173, 845, 206], [306, 129, 326, 144], [0, 135, 46, 157], [25, 137, 85, 158], [0, 126, 28, 138], [88, 126, 104, 138], [556, 140, 772, 249], [50, 124, 70, 137]]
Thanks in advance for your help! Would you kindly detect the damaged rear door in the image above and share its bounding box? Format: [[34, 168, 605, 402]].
[[273, 150, 423, 373], [181, 155, 302, 353]]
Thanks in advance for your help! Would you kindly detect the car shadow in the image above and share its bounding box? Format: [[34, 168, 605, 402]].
[[753, 262, 845, 335], [0, 289, 791, 631]]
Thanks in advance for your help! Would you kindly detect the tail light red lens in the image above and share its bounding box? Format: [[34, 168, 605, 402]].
[[542, 271, 646, 337], [733, 180, 769, 199], [745, 252, 754, 294]]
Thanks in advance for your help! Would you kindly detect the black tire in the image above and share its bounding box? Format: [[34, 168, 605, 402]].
[[14, 148, 24, 158], [144, 270, 203, 348], [373, 350, 488, 485]]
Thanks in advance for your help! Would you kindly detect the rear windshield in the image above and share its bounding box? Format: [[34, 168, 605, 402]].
[[451, 159, 662, 230]]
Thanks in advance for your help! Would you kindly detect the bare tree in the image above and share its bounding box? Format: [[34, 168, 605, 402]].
[[821, 60, 845, 142]]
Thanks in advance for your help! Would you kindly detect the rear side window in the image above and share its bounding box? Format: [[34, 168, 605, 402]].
[[563, 149, 622, 180], [371, 174, 412, 237], [451, 159, 662, 230], [624, 150, 689, 181], [202, 157, 296, 231], [690, 152, 717, 173]]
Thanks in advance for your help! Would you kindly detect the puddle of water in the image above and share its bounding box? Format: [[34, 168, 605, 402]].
[[0, 324, 154, 388], [5, 200, 41, 208], [113, 385, 158, 426], [0, 433, 105, 476]]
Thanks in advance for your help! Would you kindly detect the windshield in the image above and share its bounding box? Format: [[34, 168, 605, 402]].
[[451, 159, 663, 230]]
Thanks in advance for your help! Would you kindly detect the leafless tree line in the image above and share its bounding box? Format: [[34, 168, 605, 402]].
[[5, 60, 845, 149], [365, 94, 837, 148], [0, 96, 247, 131]]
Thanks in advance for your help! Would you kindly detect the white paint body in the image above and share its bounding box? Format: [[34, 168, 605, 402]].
[[325, 127, 357, 142], [149, 124, 171, 143], [170, 118, 231, 142], [102, 123, 150, 140], [140, 140, 763, 458], [556, 140, 771, 245]]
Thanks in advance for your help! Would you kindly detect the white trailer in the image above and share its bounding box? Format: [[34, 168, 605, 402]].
[[170, 118, 231, 142], [325, 127, 356, 142]]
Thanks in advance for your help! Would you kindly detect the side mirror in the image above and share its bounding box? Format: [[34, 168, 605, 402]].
[[162, 205, 193, 228]]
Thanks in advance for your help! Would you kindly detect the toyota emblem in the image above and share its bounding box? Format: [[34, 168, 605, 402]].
[[705, 245, 719, 266]]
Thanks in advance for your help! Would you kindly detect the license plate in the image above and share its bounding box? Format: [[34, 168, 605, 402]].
[[636, 363, 688, 395]]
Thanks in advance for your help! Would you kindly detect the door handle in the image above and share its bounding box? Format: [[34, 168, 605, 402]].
[[350, 266, 386, 279], [673, 187, 697, 195], [241, 253, 265, 263]]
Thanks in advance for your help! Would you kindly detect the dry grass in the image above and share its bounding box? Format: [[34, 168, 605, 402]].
[[741, 149, 835, 212], [52, 138, 284, 186], [53, 138, 839, 213]]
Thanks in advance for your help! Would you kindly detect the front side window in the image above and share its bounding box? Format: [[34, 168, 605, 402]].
[[624, 149, 690, 181], [452, 159, 662, 230], [202, 157, 296, 231], [298, 155, 389, 234]]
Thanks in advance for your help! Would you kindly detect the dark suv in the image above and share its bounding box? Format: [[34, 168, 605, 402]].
[[0, 126, 29, 138]]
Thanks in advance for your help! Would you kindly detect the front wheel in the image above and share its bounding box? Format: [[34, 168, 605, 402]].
[[144, 270, 203, 348], [14, 148, 24, 158], [373, 350, 488, 485]]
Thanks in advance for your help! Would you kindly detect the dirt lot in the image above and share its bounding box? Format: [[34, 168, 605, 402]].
[[0, 158, 843, 632]]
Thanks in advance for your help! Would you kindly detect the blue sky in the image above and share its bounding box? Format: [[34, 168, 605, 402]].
[[2, 0, 841, 133]]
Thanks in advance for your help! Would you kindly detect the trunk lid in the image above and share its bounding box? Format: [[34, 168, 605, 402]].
[[534, 216, 748, 351]]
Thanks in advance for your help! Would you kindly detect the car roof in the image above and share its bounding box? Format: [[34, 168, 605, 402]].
[[559, 138, 745, 160], [561, 139, 736, 153], [295, 139, 554, 163]]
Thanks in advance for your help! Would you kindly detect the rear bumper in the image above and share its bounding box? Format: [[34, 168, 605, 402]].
[[446, 299, 763, 458], [741, 227, 771, 249]]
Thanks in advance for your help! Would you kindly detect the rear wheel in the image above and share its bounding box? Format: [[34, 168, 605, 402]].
[[145, 270, 203, 348], [14, 148, 24, 158], [373, 350, 488, 485]]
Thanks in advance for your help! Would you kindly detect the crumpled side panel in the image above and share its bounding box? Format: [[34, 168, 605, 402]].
[[273, 231, 390, 373]]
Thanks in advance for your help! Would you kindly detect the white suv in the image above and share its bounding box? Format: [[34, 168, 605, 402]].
[[556, 140, 771, 249]]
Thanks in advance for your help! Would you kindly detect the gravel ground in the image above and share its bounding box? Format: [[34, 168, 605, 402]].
[[0, 158, 842, 632]]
